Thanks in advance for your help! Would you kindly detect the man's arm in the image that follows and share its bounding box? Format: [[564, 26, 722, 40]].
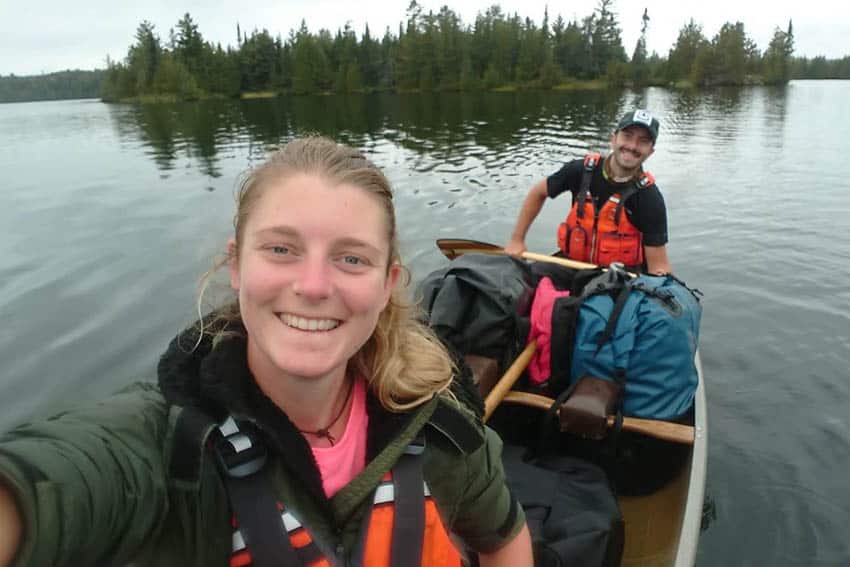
[[505, 179, 549, 256], [644, 244, 672, 275]]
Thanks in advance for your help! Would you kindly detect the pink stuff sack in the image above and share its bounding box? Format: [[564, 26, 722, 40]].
[[527, 276, 571, 385]]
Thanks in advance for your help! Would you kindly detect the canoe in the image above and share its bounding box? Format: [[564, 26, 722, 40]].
[[484, 351, 706, 567], [616, 351, 706, 567], [434, 238, 708, 566]]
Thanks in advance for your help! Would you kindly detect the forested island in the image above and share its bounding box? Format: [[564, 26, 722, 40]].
[[2, 0, 849, 104]]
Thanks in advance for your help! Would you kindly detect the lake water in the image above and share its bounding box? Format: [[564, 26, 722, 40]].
[[1, 82, 849, 565]]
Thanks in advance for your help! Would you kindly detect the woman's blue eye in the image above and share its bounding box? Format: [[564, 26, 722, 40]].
[[343, 255, 363, 265]]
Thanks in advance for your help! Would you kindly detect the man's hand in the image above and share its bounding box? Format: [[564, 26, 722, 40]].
[[504, 239, 527, 258]]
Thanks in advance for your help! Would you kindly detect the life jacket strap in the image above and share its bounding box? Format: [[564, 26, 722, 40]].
[[576, 153, 601, 219], [611, 185, 637, 227], [390, 439, 426, 567], [213, 417, 304, 566]]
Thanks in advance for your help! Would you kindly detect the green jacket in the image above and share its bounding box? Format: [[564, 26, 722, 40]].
[[0, 325, 524, 566]]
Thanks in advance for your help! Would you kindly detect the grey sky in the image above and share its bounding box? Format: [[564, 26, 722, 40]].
[[1, 0, 847, 76]]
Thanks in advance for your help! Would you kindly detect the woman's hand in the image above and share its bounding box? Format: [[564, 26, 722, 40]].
[[0, 483, 23, 566], [478, 523, 533, 567]]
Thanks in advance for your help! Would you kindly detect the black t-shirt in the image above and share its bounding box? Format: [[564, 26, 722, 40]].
[[546, 157, 668, 246]]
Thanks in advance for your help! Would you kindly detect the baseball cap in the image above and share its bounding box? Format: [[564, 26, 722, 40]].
[[616, 109, 660, 144]]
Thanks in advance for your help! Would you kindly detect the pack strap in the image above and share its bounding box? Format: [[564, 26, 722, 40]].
[[350, 440, 428, 567], [593, 283, 632, 357], [576, 154, 601, 219], [214, 417, 305, 566], [611, 185, 638, 227]]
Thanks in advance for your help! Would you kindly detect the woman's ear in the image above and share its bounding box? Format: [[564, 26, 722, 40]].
[[227, 238, 240, 291], [382, 262, 403, 308]]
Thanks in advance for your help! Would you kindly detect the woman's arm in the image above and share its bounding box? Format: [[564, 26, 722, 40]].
[[0, 384, 171, 566], [0, 483, 22, 566], [478, 523, 533, 567]]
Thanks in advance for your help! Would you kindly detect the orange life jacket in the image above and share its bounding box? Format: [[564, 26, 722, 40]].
[[216, 417, 462, 567], [557, 153, 654, 267]]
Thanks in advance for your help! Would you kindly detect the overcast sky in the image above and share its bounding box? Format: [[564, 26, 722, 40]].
[[1, 0, 847, 76]]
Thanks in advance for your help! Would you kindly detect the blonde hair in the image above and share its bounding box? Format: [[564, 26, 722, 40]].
[[199, 136, 454, 411]]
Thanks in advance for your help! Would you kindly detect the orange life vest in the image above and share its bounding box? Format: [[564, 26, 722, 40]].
[[557, 153, 654, 267], [216, 417, 462, 567]]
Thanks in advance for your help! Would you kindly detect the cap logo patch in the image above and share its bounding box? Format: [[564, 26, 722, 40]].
[[633, 109, 654, 126]]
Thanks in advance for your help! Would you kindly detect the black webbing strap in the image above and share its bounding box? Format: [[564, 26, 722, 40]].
[[213, 417, 306, 567], [594, 283, 633, 356], [224, 473, 304, 566], [576, 157, 596, 219], [390, 441, 426, 567], [612, 185, 638, 226]]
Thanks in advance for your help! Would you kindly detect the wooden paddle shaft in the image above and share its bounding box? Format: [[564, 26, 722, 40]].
[[435, 238, 636, 277], [483, 340, 537, 422], [502, 391, 694, 445], [520, 251, 599, 271]]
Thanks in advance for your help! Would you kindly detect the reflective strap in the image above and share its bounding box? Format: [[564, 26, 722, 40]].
[[232, 529, 246, 552], [373, 480, 431, 505], [228, 433, 253, 453], [219, 415, 239, 437], [281, 510, 302, 532], [373, 482, 394, 505]]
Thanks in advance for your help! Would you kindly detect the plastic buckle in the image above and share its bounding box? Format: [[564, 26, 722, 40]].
[[213, 419, 268, 478], [637, 171, 655, 188], [583, 153, 601, 170], [404, 437, 426, 456]]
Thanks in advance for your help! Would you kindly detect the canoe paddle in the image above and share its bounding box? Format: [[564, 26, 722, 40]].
[[483, 340, 537, 422], [435, 238, 637, 276]]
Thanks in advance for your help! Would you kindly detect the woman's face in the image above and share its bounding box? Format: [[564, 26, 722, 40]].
[[230, 172, 400, 384]]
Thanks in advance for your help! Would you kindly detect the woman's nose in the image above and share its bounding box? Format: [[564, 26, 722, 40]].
[[292, 257, 332, 300]]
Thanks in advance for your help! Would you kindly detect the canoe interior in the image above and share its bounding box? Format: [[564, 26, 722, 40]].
[[619, 452, 691, 567], [487, 400, 695, 564]]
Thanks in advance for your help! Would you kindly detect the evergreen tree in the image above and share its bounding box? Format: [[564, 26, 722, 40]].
[[631, 8, 650, 85], [711, 22, 757, 85], [590, 0, 627, 77], [127, 21, 161, 94], [666, 19, 709, 82], [762, 20, 794, 84]]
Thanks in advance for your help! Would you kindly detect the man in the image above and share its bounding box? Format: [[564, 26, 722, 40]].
[[505, 109, 672, 275]]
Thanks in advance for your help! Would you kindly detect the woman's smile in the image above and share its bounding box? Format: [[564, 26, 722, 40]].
[[279, 312, 341, 332]]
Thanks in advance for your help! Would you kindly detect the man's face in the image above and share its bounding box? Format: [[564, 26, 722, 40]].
[[609, 126, 655, 172]]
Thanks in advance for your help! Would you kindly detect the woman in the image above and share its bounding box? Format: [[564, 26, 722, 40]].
[[0, 137, 532, 566]]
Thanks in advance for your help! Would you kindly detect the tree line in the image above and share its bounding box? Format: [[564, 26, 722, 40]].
[[0, 70, 103, 103], [4, 1, 848, 104], [99, 1, 802, 102]]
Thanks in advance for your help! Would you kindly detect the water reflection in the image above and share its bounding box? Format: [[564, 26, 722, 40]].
[[5, 83, 850, 567], [104, 90, 636, 175]]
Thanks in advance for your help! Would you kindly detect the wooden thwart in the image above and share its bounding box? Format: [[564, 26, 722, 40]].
[[502, 391, 695, 445], [481, 340, 694, 445]]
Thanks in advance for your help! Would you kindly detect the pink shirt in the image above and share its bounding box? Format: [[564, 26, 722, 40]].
[[311, 377, 369, 498]]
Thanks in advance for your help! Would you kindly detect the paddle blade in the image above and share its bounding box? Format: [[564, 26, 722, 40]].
[[436, 238, 504, 260]]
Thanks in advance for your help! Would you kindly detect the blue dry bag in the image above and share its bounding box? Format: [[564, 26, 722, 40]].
[[570, 271, 703, 421]]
